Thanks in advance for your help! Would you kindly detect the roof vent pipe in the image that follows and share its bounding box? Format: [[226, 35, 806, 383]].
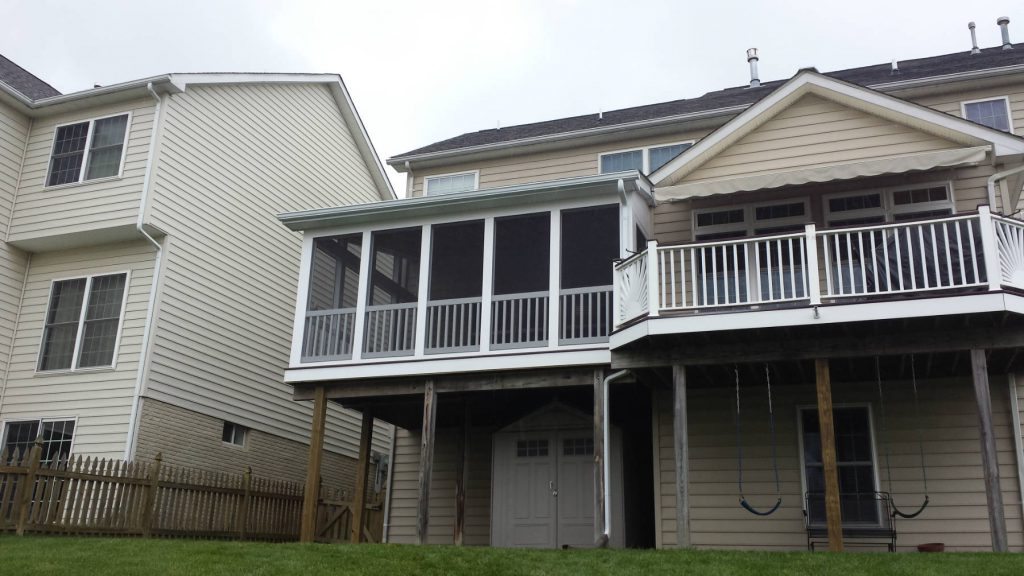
[[890, 59, 900, 75], [998, 17, 1013, 50], [969, 21, 981, 54], [746, 48, 760, 88]]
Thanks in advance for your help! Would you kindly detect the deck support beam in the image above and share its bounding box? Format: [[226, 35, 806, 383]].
[[970, 349, 1008, 552], [593, 369, 608, 547], [815, 359, 843, 552], [415, 380, 437, 545], [350, 410, 374, 543], [300, 385, 327, 543], [454, 403, 469, 546], [672, 364, 690, 548]]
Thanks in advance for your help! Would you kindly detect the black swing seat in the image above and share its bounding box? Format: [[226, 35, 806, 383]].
[[804, 492, 897, 552]]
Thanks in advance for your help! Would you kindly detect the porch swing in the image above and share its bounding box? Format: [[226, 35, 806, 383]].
[[734, 364, 783, 516], [875, 355, 930, 520]]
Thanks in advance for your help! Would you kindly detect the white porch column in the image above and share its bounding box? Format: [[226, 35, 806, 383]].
[[350, 231, 373, 361], [289, 234, 315, 366], [804, 223, 822, 306], [480, 217, 495, 352], [414, 225, 431, 356], [548, 210, 561, 347], [646, 240, 660, 317]]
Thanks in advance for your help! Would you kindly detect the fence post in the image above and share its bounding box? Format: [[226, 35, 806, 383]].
[[15, 438, 43, 536], [141, 453, 162, 537], [978, 205, 1002, 291], [238, 466, 252, 540], [804, 222, 822, 305]]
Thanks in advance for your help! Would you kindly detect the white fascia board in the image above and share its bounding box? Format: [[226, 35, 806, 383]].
[[650, 71, 1024, 186], [283, 348, 611, 383]]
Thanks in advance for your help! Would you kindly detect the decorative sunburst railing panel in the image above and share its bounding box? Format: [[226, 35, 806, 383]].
[[994, 215, 1024, 290], [614, 251, 649, 326]]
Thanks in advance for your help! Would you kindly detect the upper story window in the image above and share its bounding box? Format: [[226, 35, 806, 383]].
[[962, 97, 1013, 133], [694, 199, 809, 241], [599, 141, 694, 175], [825, 183, 953, 227], [38, 273, 128, 371], [425, 171, 478, 196], [46, 113, 131, 187]]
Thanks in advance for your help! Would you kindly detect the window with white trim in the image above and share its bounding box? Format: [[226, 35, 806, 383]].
[[599, 141, 694, 175], [425, 172, 477, 196], [221, 422, 248, 447], [800, 406, 879, 526], [2, 419, 76, 464], [46, 113, 130, 187], [693, 199, 810, 241], [962, 98, 1012, 133], [38, 273, 127, 371], [824, 183, 953, 227]]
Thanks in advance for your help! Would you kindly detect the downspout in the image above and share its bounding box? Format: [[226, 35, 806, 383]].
[[602, 370, 630, 545], [986, 162, 1024, 212], [381, 424, 397, 542], [1009, 374, 1024, 527], [124, 82, 165, 460]]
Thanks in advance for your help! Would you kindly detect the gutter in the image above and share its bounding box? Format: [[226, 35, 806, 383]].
[[986, 162, 1024, 211], [1, 75, 176, 111], [599, 370, 630, 547], [381, 424, 397, 543], [124, 82, 166, 460]]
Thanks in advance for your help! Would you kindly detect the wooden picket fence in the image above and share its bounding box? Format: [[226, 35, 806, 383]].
[[314, 486, 386, 543], [0, 442, 380, 541]]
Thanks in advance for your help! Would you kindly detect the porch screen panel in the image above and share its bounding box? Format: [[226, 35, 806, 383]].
[[364, 227, 421, 357], [560, 205, 618, 343], [492, 213, 549, 348], [427, 220, 484, 353], [303, 234, 362, 361], [802, 407, 879, 526]]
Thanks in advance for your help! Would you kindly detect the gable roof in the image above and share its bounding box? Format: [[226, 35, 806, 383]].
[[389, 43, 1024, 164], [0, 54, 60, 100]]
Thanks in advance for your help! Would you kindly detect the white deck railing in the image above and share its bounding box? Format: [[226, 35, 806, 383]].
[[491, 291, 549, 349], [559, 285, 613, 344], [614, 207, 1024, 328], [425, 297, 482, 353], [363, 302, 418, 357], [301, 308, 356, 361]]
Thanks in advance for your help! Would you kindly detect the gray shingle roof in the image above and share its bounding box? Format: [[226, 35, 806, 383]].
[[0, 54, 61, 100], [391, 44, 1024, 160]]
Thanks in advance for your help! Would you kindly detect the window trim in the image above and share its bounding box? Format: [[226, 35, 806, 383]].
[[960, 96, 1014, 134], [598, 140, 696, 175], [423, 170, 480, 196], [221, 421, 249, 449], [823, 181, 956, 227], [43, 111, 133, 189], [35, 270, 131, 374], [692, 197, 811, 240], [0, 416, 79, 460], [795, 403, 882, 526]]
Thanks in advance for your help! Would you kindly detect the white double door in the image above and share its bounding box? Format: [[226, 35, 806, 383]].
[[492, 429, 596, 548]]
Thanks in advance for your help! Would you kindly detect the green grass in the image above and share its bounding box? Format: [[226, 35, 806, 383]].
[[0, 536, 1021, 575]]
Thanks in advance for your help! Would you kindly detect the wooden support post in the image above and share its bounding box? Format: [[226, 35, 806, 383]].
[[238, 466, 252, 540], [593, 369, 608, 547], [672, 364, 690, 548], [350, 410, 374, 543], [454, 403, 470, 546], [15, 438, 43, 536], [815, 359, 843, 552], [970, 349, 1008, 552], [300, 386, 328, 543], [141, 452, 162, 537], [416, 380, 437, 545]]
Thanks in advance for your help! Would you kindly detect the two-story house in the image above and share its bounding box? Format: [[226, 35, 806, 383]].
[[0, 55, 394, 492], [283, 21, 1024, 551]]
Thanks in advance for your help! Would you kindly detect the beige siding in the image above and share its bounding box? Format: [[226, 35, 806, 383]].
[[0, 100, 30, 392], [0, 241, 155, 459], [387, 427, 492, 545], [655, 376, 1024, 552], [7, 98, 154, 243], [912, 85, 1024, 135], [145, 83, 387, 459]]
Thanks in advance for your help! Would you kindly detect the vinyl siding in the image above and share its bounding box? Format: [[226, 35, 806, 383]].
[[655, 376, 1024, 552], [0, 241, 155, 459], [387, 427, 492, 545], [145, 83, 388, 459], [7, 98, 154, 243], [0, 100, 30, 392], [912, 86, 1024, 135]]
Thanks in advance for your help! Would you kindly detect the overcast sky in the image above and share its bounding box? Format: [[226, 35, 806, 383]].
[[5, 0, 1021, 196]]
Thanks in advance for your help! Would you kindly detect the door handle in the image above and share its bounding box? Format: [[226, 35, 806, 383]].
[[549, 480, 557, 497]]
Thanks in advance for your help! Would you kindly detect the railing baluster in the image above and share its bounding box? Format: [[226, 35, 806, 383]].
[[941, 222, 954, 287]]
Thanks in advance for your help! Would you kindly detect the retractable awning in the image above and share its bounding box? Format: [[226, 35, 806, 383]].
[[656, 145, 991, 202]]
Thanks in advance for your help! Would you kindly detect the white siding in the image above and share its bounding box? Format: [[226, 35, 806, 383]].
[[0, 241, 155, 459], [144, 83, 388, 458], [0, 100, 30, 392], [7, 98, 154, 243]]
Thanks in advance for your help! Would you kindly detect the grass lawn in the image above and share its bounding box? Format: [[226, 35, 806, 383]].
[[0, 536, 1021, 575]]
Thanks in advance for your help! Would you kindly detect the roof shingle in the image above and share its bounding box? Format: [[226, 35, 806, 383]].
[[0, 54, 61, 100]]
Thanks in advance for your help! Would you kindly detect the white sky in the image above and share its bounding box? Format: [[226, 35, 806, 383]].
[[5, 0, 1022, 196]]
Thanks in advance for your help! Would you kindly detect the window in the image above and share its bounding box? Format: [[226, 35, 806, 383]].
[[46, 113, 130, 187], [425, 171, 478, 196], [563, 437, 594, 457], [962, 97, 1012, 133], [599, 141, 694, 175], [221, 422, 248, 447], [516, 439, 549, 457], [38, 273, 128, 371], [824, 183, 953, 227], [2, 419, 76, 464], [800, 406, 879, 526], [693, 199, 810, 241]]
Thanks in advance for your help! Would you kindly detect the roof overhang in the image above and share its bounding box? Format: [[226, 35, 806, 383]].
[[278, 171, 653, 232]]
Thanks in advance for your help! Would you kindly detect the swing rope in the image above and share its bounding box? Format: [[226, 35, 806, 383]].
[[875, 355, 929, 520], [735, 364, 783, 516]]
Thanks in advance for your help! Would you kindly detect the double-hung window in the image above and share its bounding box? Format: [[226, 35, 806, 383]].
[[424, 171, 478, 196], [962, 97, 1013, 133], [2, 419, 76, 464], [38, 273, 128, 371], [599, 141, 694, 175], [800, 406, 879, 526], [46, 113, 131, 187]]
